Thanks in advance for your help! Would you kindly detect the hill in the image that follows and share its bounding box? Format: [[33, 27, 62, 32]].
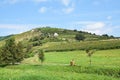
[[12, 27, 117, 41], [0, 35, 14, 41], [0, 27, 117, 42], [0, 27, 119, 56]]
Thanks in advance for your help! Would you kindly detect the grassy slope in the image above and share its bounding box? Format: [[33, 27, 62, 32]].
[[0, 27, 118, 51], [0, 49, 119, 80], [37, 40, 120, 52]]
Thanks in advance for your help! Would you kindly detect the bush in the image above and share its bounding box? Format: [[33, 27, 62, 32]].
[[75, 34, 85, 41], [38, 49, 45, 63], [33, 41, 42, 46]]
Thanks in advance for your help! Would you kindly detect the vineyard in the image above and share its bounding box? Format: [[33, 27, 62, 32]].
[[41, 40, 120, 52]]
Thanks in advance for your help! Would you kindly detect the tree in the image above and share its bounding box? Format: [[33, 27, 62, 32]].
[[38, 49, 45, 64], [75, 34, 85, 41], [102, 34, 109, 37], [16, 42, 24, 62], [110, 35, 114, 39], [85, 49, 96, 66], [0, 38, 24, 65], [74, 29, 77, 32], [102, 34, 109, 39], [4, 38, 16, 65], [0, 47, 12, 65]]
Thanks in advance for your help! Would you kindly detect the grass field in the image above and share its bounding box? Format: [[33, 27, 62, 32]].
[[0, 49, 120, 80]]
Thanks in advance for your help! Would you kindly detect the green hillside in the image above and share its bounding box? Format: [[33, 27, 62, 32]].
[[0, 27, 119, 54], [0, 35, 14, 41], [19, 27, 120, 54], [0, 27, 116, 42]]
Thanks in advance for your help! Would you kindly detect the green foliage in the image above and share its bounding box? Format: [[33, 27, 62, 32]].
[[85, 49, 95, 57], [32, 41, 42, 46], [29, 36, 40, 42], [75, 34, 85, 41], [24, 44, 33, 58], [39, 27, 63, 34], [16, 42, 24, 62], [29, 35, 44, 47], [26, 44, 33, 53], [101, 34, 115, 39], [0, 38, 24, 65], [38, 49, 45, 63]]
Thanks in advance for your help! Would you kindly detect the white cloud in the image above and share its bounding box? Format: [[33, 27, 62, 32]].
[[61, 0, 71, 6], [39, 7, 47, 13], [73, 21, 113, 35], [82, 22, 105, 35], [86, 22, 105, 30], [83, 22, 107, 35], [63, 7, 74, 14], [62, 3, 74, 14], [0, 24, 39, 36], [0, 24, 27, 36]]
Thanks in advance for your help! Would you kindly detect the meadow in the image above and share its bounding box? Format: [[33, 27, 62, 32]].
[[0, 49, 120, 80]]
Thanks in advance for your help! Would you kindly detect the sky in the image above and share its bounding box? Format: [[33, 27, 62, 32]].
[[0, 0, 120, 37]]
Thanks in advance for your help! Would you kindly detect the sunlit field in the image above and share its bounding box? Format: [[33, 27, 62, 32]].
[[0, 49, 119, 80]]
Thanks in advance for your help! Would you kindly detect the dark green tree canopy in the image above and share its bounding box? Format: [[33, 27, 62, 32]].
[[0, 37, 24, 65], [75, 34, 85, 41]]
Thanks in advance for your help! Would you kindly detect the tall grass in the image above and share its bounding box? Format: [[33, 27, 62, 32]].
[[0, 65, 119, 80]]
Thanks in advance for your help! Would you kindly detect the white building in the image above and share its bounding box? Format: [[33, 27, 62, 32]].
[[54, 33, 59, 37]]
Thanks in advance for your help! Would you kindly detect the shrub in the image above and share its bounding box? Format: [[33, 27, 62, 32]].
[[38, 50, 45, 63], [75, 34, 85, 41]]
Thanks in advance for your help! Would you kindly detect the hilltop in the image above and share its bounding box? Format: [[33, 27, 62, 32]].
[[0, 27, 120, 56], [0, 27, 116, 42]]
